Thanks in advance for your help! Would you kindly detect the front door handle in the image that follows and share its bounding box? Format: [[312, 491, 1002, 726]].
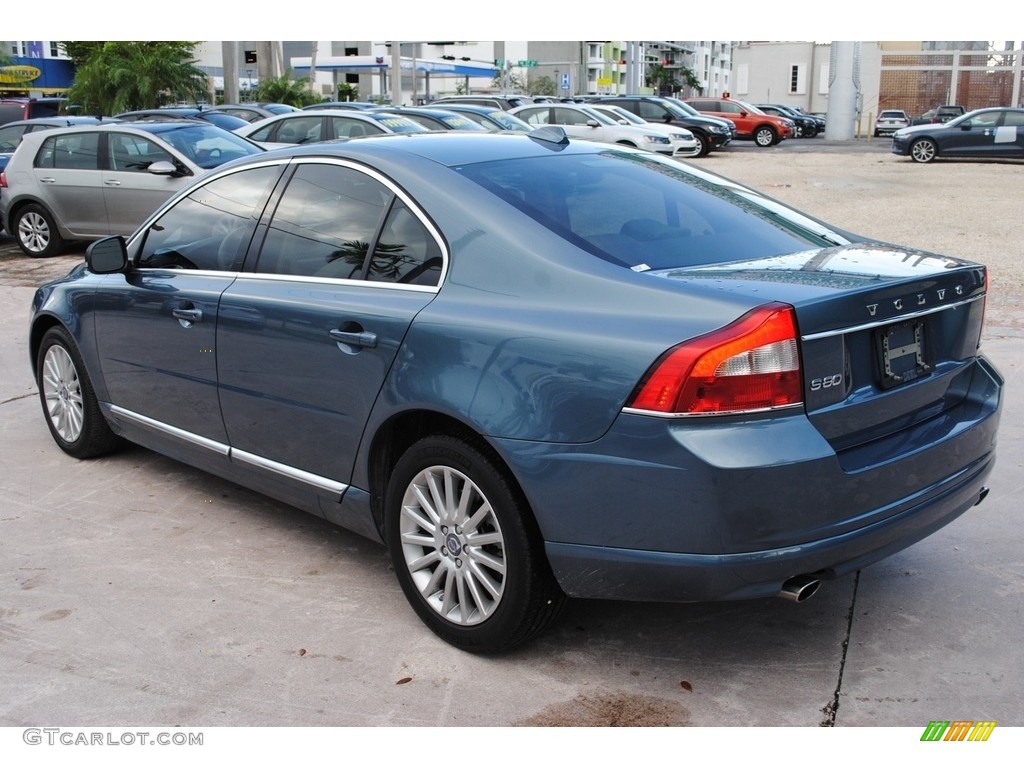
[[172, 307, 203, 328]]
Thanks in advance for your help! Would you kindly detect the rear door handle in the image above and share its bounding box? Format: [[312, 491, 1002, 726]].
[[329, 329, 377, 349]]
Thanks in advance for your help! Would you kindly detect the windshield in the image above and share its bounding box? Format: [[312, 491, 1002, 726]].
[[456, 150, 841, 271], [600, 107, 645, 125], [664, 99, 698, 117], [370, 114, 430, 133], [146, 124, 264, 168], [579, 107, 617, 126]]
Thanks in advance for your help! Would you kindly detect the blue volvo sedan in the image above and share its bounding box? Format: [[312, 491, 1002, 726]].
[[891, 107, 1024, 162], [29, 129, 1002, 651]]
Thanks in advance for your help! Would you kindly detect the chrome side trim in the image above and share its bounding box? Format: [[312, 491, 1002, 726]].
[[109, 405, 230, 456], [106, 405, 348, 496], [230, 448, 348, 496], [801, 295, 984, 341]]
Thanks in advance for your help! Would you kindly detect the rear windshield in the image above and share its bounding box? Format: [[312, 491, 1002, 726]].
[[455, 150, 840, 271]]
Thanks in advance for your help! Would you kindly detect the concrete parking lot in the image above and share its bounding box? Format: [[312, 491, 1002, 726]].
[[1, 139, 1021, 756]]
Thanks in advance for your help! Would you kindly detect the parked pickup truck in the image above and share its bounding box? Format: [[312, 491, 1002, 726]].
[[911, 105, 966, 125]]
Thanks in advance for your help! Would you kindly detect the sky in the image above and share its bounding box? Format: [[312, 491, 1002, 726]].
[[5, 4, 1020, 47]]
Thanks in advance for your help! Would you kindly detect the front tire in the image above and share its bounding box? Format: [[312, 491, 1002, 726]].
[[37, 327, 121, 459], [754, 125, 777, 147], [910, 138, 938, 163], [15, 203, 65, 258], [692, 132, 710, 157], [385, 435, 566, 652]]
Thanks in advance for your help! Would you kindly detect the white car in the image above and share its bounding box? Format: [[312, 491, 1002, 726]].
[[510, 103, 690, 157], [234, 110, 429, 149], [587, 104, 700, 157], [874, 110, 910, 137]]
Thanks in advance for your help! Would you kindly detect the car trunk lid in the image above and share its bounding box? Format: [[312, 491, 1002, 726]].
[[651, 243, 988, 453]]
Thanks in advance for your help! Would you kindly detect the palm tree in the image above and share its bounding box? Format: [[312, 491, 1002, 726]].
[[256, 70, 320, 107], [65, 41, 209, 115]]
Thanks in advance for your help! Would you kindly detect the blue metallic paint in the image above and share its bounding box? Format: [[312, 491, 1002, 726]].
[[28, 133, 1003, 613]]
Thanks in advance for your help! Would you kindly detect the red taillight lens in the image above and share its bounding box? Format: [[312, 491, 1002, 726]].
[[628, 303, 803, 415], [0, 171, 8, 189]]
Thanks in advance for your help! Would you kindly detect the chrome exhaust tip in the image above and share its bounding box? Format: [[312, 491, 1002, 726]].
[[778, 574, 822, 602]]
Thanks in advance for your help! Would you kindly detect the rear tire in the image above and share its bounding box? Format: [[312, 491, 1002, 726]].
[[385, 435, 566, 652], [15, 203, 65, 258]]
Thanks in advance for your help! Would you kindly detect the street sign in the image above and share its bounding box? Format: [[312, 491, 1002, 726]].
[[517, 59, 539, 68], [560, 72, 570, 90]]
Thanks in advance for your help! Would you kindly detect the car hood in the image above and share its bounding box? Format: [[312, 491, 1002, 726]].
[[648, 243, 985, 338], [892, 123, 944, 138]]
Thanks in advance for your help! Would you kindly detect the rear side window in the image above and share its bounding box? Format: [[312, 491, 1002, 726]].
[[36, 132, 100, 170], [255, 162, 443, 286], [256, 163, 390, 278]]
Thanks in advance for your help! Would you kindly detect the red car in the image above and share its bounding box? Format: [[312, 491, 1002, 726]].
[[685, 97, 795, 147]]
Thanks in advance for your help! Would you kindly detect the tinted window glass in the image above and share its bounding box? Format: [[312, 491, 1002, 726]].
[[367, 200, 442, 286], [256, 163, 390, 279], [456, 151, 833, 271], [37, 132, 99, 170], [136, 165, 281, 271]]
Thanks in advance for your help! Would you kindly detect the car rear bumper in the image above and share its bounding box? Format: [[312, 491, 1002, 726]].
[[496, 355, 1002, 602]]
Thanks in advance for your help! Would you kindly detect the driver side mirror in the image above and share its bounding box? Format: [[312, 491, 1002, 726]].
[[86, 236, 128, 274]]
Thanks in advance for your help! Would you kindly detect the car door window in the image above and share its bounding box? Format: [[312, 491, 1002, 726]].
[[1001, 111, 1024, 127], [553, 107, 591, 126], [255, 163, 390, 279], [637, 102, 668, 121], [36, 132, 100, 170], [108, 132, 174, 171], [517, 108, 549, 126], [331, 116, 383, 138], [134, 165, 281, 271]]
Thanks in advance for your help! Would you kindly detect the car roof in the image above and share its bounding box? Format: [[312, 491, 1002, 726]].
[[215, 129, 612, 172], [1, 116, 117, 127]]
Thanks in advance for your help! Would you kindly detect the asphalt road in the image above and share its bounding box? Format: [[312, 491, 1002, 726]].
[[1, 139, 1021, 763]]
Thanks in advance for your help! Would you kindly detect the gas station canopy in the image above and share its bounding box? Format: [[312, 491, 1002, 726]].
[[290, 55, 499, 79]]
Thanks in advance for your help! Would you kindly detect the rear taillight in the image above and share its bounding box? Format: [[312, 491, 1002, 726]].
[[627, 303, 803, 415], [0, 171, 7, 189]]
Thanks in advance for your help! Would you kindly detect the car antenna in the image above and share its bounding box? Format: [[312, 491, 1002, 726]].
[[528, 126, 570, 149]]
